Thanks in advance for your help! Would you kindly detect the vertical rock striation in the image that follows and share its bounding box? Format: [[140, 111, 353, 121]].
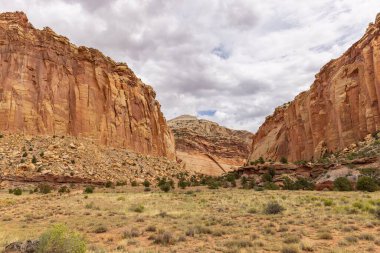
[[250, 14, 380, 162], [0, 12, 175, 160]]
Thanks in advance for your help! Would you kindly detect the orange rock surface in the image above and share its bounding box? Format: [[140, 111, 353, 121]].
[[0, 12, 175, 159], [250, 14, 380, 162]]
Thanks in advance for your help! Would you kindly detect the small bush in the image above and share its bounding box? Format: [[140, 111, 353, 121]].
[[32, 155, 37, 164], [58, 186, 70, 194], [37, 224, 86, 253], [178, 180, 188, 189], [264, 202, 285, 215], [158, 178, 172, 192], [281, 245, 299, 253], [83, 186, 94, 194], [322, 199, 334, 206], [262, 173, 273, 182], [333, 177, 353, 191], [94, 226, 107, 234], [280, 157, 288, 164], [153, 231, 174, 245], [22, 152, 28, 157], [146, 226, 156, 232], [130, 204, 144, 213], [131, 181, 138, 187], [263, 182, 279, 190], [143, 180, 151, 187], [283, 234, 300, 244], [356, 176, 378, 192], [0, 133, 3, 138], [160, 183, 171, 192], [144, 187, 151, 192], [318, 231, 333, 240], [38, 184, 52, 194], [105, 181, 113, 188], [375, 208, 380, 220], [123, 228, 140, 238], [13, 188, 22, 196], [207, 180, 220, 190]]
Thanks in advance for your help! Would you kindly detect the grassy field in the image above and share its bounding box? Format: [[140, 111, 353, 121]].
[[1, 186, 380, 253]]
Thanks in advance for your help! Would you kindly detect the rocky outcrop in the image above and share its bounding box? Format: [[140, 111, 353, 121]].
[[0, 133, 188, 186], [0, 12, 175, 159], [250, 13, 380, 162], [169, 115, 253, 175]]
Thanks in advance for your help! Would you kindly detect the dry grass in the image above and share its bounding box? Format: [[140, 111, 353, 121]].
[[0, 187, 380, 252]]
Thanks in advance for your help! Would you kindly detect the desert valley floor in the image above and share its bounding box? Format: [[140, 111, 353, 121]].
[[1, 187, 380, 253]]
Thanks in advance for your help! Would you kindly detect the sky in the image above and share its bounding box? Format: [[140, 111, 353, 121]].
[[0, 0, 378, 132]]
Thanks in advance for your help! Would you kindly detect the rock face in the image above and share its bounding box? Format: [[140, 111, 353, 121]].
[[168, 115, 253, 175], [250, 13, 380, 162], [0, 12, 175, 159]]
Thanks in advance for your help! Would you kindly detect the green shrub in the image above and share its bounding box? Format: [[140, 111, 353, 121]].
[[129, 204, 144, 213], [13, 188, 22, 196], [37, 224, 86, 253], [334, 177, 353, 191], [83, 186, 94, 194], [375, 208, 380, 220], [38, 184, 52, 194], [262, 173, 273, 182], [356, 176, 379, 192], [280, 157, 288, 164], [281, 245, 299, 253], [263, 182, 280, 190], [207, 180, 220, 189], [282, 177, 315, 190], [58, 186, 70, 194], [178, 180, 188, 189], [322, 199, 334, 206], [22, 152, 28, 157], [264, 202, 285, 214], [159, 183, 171, 192], [105, 181, 113, 188], [116, 181, 127, 186], [32, 155, 37, 164], [143, 180, 151, 187], [153, 231, 174, 245], [94, 226, 107, 234], [131, 181, 138, 187]]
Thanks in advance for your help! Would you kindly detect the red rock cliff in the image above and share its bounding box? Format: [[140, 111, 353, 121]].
[[0, 12, 175, 160], [250, 14, 380, 162]]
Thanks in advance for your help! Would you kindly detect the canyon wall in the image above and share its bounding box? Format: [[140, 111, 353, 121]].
[[0, 12, 175, 159], [250, 14, 380, 162]]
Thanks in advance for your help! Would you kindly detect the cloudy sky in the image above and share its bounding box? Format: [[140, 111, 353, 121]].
[[0, 0, 378, 132]]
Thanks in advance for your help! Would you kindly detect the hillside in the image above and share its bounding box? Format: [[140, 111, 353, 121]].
[[169, 115, 253, 175]]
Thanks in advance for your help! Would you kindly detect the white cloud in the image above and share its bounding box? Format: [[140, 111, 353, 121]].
[[0, 0, 378, 132]]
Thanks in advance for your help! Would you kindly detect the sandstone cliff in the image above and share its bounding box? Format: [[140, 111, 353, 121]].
[[0, 12, 175, 159], [169, 115, 253, 175], [250, 13, 380, 162]]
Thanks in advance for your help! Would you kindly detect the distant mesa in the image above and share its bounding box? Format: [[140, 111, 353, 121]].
[[169, 115, 253, 176]]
